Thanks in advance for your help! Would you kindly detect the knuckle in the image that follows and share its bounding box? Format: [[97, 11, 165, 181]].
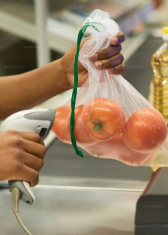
[[35, 171, 39, 179], [8, 134, 23, 146], [13, 148, 22, 158], [31, 133, 41, 143], [100, 50, 108, 58], [110, 59, 115, 67], [116, 44, 122, 52], [119, 53, 124, 62], [105, 48, 112, 58], [35, 133, 41, 142], [119, 64, 126, 74], [12, 161, 21, 172], [7, 129, 17, 135], [121, 64, 126, 71], [34, 172, 39, 186], [31, 171, 39, 187], [119, 32, 125, 42], [38, 159, 44, 169], [38, 145, 46, 159], [15, 138, 23, 147], [41, 145, 47, 156], [122, 35, 125, 41]]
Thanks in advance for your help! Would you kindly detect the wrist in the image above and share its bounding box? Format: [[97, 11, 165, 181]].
[[59, 57, 72, 91]]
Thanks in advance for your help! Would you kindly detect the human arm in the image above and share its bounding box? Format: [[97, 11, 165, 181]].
[[0, 31, 125, 120]]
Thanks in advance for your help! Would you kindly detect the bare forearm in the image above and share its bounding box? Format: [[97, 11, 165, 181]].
[[0, 59, 70, 120], [0, 30, 126, 121]]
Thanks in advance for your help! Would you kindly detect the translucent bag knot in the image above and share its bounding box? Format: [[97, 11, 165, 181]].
[[82, 9, 119, 38]]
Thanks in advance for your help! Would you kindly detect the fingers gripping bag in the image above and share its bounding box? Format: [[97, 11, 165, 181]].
[[52, 9, 168, 167]]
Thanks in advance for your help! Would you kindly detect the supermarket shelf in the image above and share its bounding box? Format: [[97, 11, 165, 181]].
[[0, 8, 75, 54], [0, 0, 153, 55], [0, 30, 21, 52]]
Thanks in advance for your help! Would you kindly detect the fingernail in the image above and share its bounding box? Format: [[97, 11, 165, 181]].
[[112, 37, 118, 44], [95, 62, 102, 69], [91, 53, 98, 61]]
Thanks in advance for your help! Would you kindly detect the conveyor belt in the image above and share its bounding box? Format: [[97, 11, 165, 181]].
[[0, 186, 140, 235]]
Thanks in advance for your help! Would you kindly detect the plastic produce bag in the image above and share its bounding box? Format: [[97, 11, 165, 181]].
[[52, 9, 168, 167]]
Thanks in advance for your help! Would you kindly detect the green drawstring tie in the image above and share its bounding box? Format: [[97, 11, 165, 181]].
[[70, 22, 102, 157]]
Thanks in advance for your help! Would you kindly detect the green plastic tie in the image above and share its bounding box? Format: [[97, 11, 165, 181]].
[[70, 22, 103, 158]]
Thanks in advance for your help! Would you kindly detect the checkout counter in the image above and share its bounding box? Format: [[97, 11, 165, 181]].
[[0, 35, 167, 235], [0, 1, 168, 234]]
